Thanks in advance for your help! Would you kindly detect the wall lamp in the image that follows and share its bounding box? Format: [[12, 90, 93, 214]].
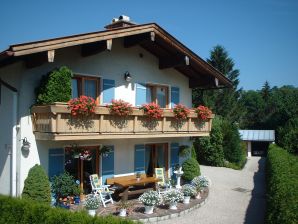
[[21, 137, 31, 151], [124, 71, 132, 82]]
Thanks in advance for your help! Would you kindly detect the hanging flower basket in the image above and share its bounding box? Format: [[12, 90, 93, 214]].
[[172, 104, 190, 120], [68, 95, 96, 117], [79, 150, 92, 161], [195, 105, 212, 121], [140, 102, 163, 120], [99, 146, 112, 157], [108, 99, 133, 117]]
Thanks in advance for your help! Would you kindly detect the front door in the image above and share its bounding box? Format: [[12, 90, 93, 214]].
[[65, 146, 99, 194], [145, 143, 168, 176]]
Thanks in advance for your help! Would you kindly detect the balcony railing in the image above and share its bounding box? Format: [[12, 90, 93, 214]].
[[31, 103, 213, 140]]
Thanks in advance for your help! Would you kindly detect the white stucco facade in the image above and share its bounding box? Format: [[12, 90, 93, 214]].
[[0, 37, 194, 196]]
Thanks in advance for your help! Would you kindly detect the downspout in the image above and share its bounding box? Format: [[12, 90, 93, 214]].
[[11, 92, 18, 196]]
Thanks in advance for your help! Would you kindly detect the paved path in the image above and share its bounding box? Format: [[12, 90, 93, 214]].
[[159, 157, 266, 224]]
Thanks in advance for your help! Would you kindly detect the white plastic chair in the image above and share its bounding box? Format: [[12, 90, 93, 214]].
[[89, 174, 114, 207]]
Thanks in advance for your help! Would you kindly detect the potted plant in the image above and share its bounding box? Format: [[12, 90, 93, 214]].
[[51, 172, 81, 207], [136, 172, 141, 181], [191, 176, 210, 199], [108, 99, 133, 117], [99, 145, 112, 157], [195, 105, 212, 121], [163, 189, 184, 210], [116, 200, 133, 217], [67, 95, 96, 117], [140, 102, 163, 120], [139, 190, 161, 214], [182, 184, 196, 204], [85, 194, 101, 216], [172, 104, 190, 120]]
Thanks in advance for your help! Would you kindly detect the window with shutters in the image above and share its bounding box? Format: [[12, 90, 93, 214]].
[[71, 75, 100, 104], [146, 84, 169, 108]]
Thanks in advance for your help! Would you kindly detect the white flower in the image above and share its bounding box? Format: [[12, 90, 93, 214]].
[[191, 176, 210, 192], [85, 194, 101, 209], [163, 189, 184, 204], [182, 184, 197, 197], [139, 190, 161, 206]]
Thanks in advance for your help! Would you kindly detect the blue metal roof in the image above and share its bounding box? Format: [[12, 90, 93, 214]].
[[239, 130, 275, 142]]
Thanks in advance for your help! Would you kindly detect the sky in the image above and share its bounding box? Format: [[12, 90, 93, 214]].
[[0, 0, 297, 90]]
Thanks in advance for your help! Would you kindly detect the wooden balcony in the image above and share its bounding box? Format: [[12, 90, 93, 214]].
[[31, 103, 213, 141]]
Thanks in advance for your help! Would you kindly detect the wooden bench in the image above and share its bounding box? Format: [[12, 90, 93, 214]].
[[107, 174, 158, 200]]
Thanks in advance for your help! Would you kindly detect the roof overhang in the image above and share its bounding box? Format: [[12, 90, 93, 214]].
[[0, 23, 232, 88]]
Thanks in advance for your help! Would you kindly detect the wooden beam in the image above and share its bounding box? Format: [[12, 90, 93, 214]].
[[47, 50, 55, 62], [124, 32, 155, 48], [159, 55, 190, 69], [81, 40, 111, 57]]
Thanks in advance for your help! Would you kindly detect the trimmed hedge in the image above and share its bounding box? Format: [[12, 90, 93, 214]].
[[266, 144, 298, 224], [0, 195, 137, 224], [182, 157, 201, 181]]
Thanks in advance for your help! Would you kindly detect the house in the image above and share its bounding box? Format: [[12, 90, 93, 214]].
[[239, 130, 275, 157], [0, 16, 232, 197]]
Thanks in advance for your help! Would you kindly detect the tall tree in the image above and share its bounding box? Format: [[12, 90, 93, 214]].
[[261, 81, 271, 102], [193, 45, 243, 122]]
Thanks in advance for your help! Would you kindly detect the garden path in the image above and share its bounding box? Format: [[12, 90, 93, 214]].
[[158, 157, 266, 224]]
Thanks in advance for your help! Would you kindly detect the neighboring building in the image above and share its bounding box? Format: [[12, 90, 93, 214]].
[[0, 16, 232, 196], [239, 130, 275, 157]]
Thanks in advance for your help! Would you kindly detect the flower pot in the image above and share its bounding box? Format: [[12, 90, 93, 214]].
[[144, 205, 154, 214], [74, 196, 80, 205], [183, 196, 191, 204], [196, 192, 201, 199], [119, 208, 127, 217], [169, 202, 177, 210], [88, 209, 96, 217]]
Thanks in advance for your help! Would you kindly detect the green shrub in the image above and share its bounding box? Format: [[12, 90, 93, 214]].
[[266, 144, 298, 224], [0, 195, 137, 224], [182, 158, 200, 182], [221, 119, 243, 164], [35, 66, 73, 104], [22, 164, 51, 204], [194, 116, 225, 166], [277, 117, 298, 154], [51, 172, 80, 203]]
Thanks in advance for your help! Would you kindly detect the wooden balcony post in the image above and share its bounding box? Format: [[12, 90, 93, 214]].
[[187, 117, 191, 132], [162, 117, 166, 133], [133, 115, 138, 133], [99, 114, 104, 133]]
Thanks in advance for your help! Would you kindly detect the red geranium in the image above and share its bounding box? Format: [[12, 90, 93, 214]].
[[140, 102, 163, 120], [195, 105, 212, 121], [67, 95, 96, 116], [172, 104, 190, 120], [108, 99, 133, 116]]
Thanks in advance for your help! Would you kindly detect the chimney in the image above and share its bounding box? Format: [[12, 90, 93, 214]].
[[105, 15, 137, 29]]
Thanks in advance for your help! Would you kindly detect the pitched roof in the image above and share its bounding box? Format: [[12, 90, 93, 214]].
[[0, 23, 232, 88], [239, 130, 275, 142]]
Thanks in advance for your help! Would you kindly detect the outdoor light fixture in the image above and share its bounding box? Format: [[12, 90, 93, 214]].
[[124, 71, 132, 82], [22, 137, 31, 151]]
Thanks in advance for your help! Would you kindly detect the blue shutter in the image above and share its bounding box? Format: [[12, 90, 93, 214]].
[[48, 148, 64, 179], [170, 143, 179, 179], [136, 83, 147, 106], [171, 87, 180, 108], [103, 79, 115, 104], [134, 144, 145, 173], [101, 146, 114, 184]]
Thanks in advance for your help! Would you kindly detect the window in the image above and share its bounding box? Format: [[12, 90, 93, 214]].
[[147, 84, 169, 108], [71, 76, 100, 104]]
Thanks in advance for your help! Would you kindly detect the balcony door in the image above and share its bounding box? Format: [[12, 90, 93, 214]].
[[71, 76, 100, 104], [145, 143, 168, 176], [65, 146, 99, 194]]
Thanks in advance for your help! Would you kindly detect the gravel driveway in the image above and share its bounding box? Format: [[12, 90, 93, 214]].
[[158, 157, 266, 224]]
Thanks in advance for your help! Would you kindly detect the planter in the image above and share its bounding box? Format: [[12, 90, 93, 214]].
[[119, 208, 127, 217], [74, 196, 80, 204], [169, 202, 178, 210], [183, 196, 191, 204], [196, 192, 201, 199], [88, 209, 96, 217], [144, 205, 154, 214]]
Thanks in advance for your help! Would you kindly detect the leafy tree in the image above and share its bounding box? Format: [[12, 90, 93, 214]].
[[22, 164, 51, 204], [278, 117, 298, 154], [35, 66, 73, 104], [261, 81, 271, 102]]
